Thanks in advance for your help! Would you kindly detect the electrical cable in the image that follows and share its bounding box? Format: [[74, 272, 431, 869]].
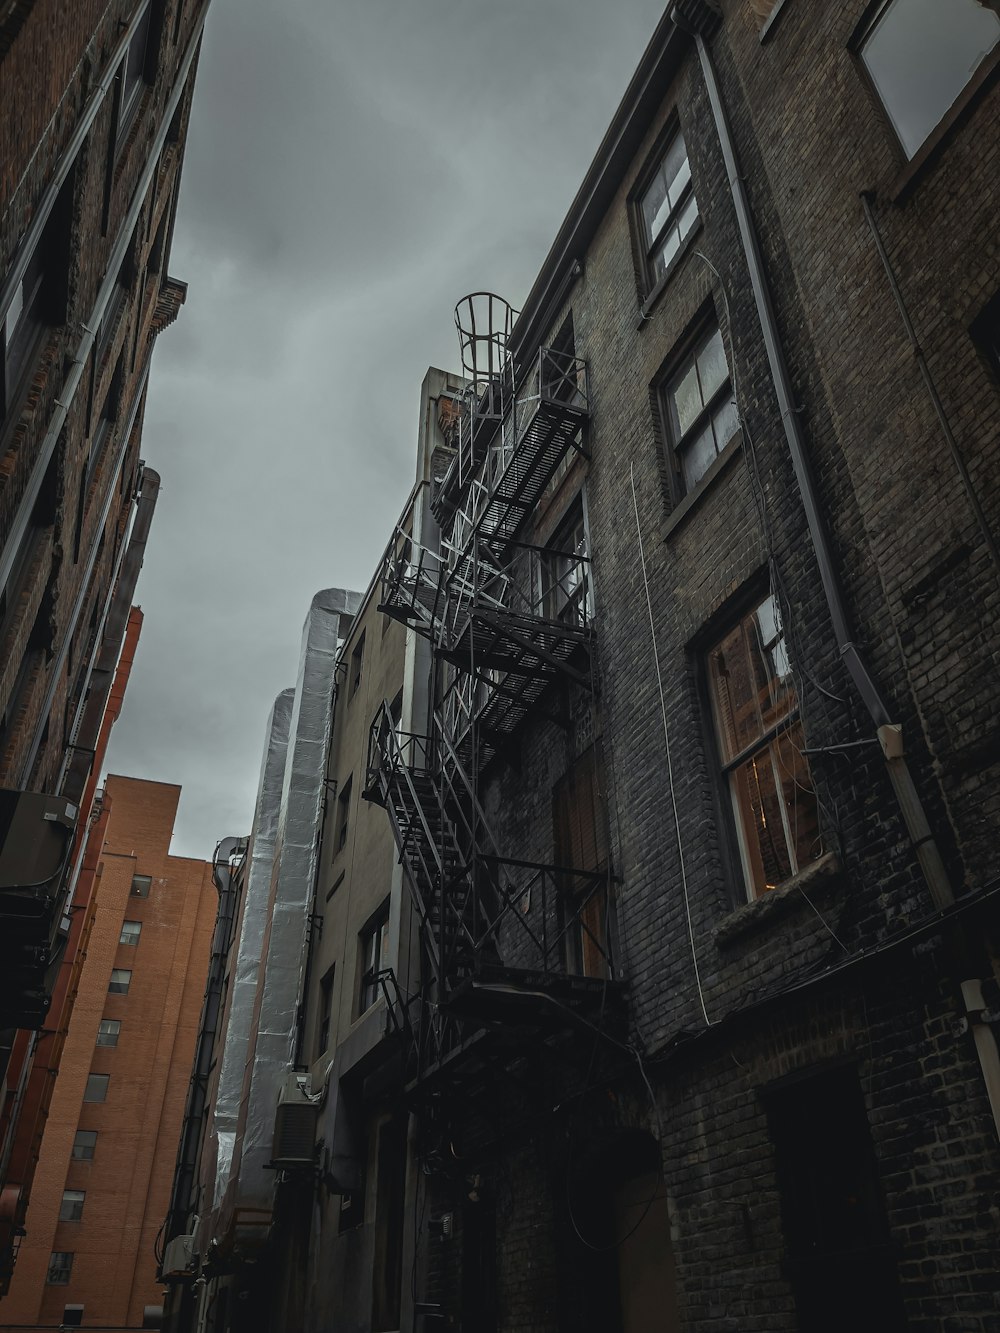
[[629, 461, 711, 1028]]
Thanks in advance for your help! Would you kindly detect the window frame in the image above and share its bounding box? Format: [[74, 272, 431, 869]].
[[538, 498, 593, 630], [358, 902, 391, 1017], [71, 1130, 97, 1161], [83, 1073, 109, 1103], [705, 591, 822, 902], [131, 873, 151, 897], [46, 1251, 74, 1285], [630, 121, 700, 305], [350, 630, 366, 697], [658, 318, 739, 501], [316, 963, 336, 1057], [108, 968, 132, 995], [336, 774, 353, 854], [96, 1018, 121, 1047], [59, 1189, 86, 1222], [852, 0, 1000, 166], [119, 919, 142, 946]]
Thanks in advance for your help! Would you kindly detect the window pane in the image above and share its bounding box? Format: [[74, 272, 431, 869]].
[[862, 0, 999, 157], [676, 191, 699, 243], [670, 361, 703, 437], [119, 920, 141, 945], [652, 224, 681, 284], [663, 135, 690, 204], [59, 1190, 85, 1222], [712, 396, 739, 451], [96, 1019, 121, 1047], [131, 874, 151, 897], [773, 721, 821, 874], [46, 1252, 74, 1285], [641, 169, 670, 244], [680, 422, 718, 492], [697, 328, 728, 401], [72, 1131, 97, 1160], [731, 748, 794, 895], [109, 968, 131, 994], [84, 1074, 109, 1102]]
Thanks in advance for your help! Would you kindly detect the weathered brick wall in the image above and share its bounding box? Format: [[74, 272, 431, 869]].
[[433, 3, 1000, 1330]]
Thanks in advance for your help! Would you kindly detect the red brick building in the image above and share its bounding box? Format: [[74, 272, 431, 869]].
[[1, 776, 215, 1330]]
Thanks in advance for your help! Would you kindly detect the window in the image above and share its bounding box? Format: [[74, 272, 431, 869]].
[[359, 903, 391, 1014], [336, 774, 353, 853], [59, 1190, 86, 1222], [108, 968, 132, 995], [142, 1305, 164, 1328], [71, 1130, 97, 1161], [131, 873, 151, 897], [552, 745, 612, 979], [63, 1307, 84, 1327], [662, 322, 739, 494], [636, 129, 698, 292], [119, 919, 142, 946], [351, 631, 365, 697], [765, 1067, 905, 1330], [316, 964, 335, 1057], [372, 1116, 406, 1332], [84, 1074, 109, 1103], [116, 3, 153, 141], [972, 291, 1000, 381], [96, 1018, 121, 1047], [858, 0, 999, 159], [46, 1252, 73, 1285], [707, 594, 821, 900], [539, 502, 591, 628]]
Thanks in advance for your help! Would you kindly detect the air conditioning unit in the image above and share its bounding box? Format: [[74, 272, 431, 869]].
[[271, 1073, 319, 1170], [161, 1231, 196, 1279]]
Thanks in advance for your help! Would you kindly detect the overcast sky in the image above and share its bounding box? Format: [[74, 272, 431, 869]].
[[104, 0, 667, 858]]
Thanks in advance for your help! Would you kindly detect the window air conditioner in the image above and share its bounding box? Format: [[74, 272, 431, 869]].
[[271, 1073, 319, 1170]]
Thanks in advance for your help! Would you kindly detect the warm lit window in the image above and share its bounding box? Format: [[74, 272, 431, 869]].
[[858, 0, 999, 158], [359, 904, 391, 1014], [96, 1018, 121, 1047], [662, 323, 739, 494], [46, 1252, 74, 1285], [71, 1130, 97, 1161], [119, 919, 142, 946], [636, 129, 699, 292], [539, 502, 592, 628], [131, 873, 151, 897], [108, 968, 132, 995], [84, 1074, 109, 1103], [59, 1190, 86, 1222], [707, 594, 821, 899]]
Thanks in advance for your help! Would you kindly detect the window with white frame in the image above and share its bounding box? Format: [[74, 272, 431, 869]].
[[858, 0, 999, 159], [662, 322, 739, 494], [707, 594, 821, 900], [636, 129, 699, 292]]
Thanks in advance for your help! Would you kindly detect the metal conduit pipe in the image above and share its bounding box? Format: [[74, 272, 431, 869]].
[[669, 9, 1000, 1139]]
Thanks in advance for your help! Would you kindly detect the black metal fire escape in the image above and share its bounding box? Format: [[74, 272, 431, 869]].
[[365, 296, 618, 1092]]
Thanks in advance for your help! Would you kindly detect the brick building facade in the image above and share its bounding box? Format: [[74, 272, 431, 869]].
[[1, 776, 215, 1330], [0, 0, 212, 1288], [164, 2, 1000, 1331]]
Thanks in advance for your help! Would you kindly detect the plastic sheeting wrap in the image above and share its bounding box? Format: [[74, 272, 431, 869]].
[[204, 690, 293, 1224], [230, 588, 360, 1221]]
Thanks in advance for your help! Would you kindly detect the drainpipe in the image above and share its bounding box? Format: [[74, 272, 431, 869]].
[[668, 4, 1000, 1137]]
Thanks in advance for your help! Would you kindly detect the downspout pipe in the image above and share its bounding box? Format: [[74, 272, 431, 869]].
[[675, 12, 1000, 1138]]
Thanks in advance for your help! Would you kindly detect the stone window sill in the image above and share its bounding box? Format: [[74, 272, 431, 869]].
[[714, 851, 843, 948], [659, 432, 743, 542]]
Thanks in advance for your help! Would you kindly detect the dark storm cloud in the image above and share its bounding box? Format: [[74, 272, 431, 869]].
[[105, 0, 666, 856]]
